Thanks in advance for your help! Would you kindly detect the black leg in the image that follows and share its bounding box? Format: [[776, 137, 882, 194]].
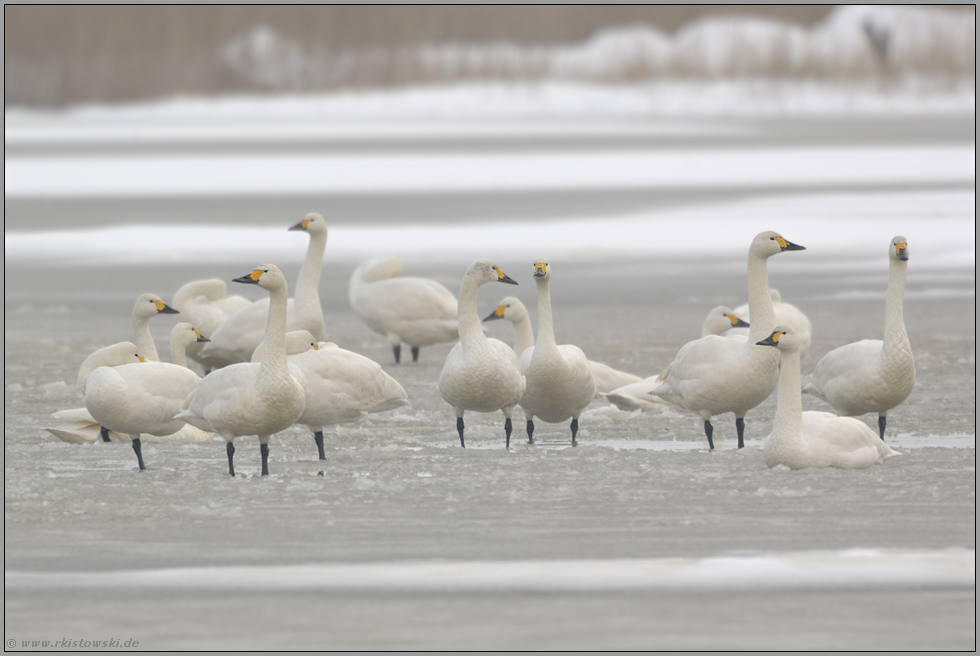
[[505, 417, 512, 449], [736, 417, 745, 449], [313, 431, 325, 460], [393, 344, 401, 364], [261, 443, 270, 476], [227, 442, 236, 477], [456, 416, 465, 448], [411, 346, 420, 362], [100, 426, 111, 443], [570, 418, 579, 446], [526, 420, 535, 444], [878, 416, 886, 441], [132, 438, 145, 471], [704, 420, 715, 451]]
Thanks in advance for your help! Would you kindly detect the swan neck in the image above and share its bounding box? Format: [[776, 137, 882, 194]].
[[772, 349, 804, 439], [535, 277, 557, 349], [883, 257, 909, 350], [259, 284, 290, 381], [457, 275, 487, 347], [746, 254, 775, 343], [170, 337, 188, 368], [133, 316, 160, 362], [511, 312, 535, 355], [295, 230, 326, 305]]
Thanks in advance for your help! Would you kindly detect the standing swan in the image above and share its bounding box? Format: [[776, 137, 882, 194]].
[[803, 236, 914, 440], [605, 306, 749, 413], [177, 264, 307, 476], [484, 296, 642, 394], [349, 256, 459, 364], [252, 330, 408, 461], [518, 260, 596, 446], [200, 213, 328, 369], [650, 231, 805, 449], [438, 260, 525, 448], [758, 326, 900, 469]]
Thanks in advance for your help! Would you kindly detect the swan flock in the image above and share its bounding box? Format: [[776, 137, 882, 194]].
[[44, 222, 911, 474]]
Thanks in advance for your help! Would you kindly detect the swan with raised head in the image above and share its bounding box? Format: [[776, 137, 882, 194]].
[[252, 330, 408, 460], [650, 231, 805, 449], [605, 306, 749, 413], [484, 295, 640, 395], [172, 278, 252, 372], [518, 260, 596, 446], [177, 264, 307, 476], [725, 289, 813, 356], [349, 256, 459, 364], [84, 329, 206, 470], [132, 293, 180, 362], [803, 236, 914, 440], [758, 326, 900, 469], [200, 213, 328, 369], [438, 260, 525, 448]]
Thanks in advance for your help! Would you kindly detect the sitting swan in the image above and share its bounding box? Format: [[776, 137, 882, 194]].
[[84, 330, 206, 470], [46, 324, 213, 445], [438, 260, 525, 448], [177, 264, 307, 476], [200, 213, 328, 369], [349, 256, 459, 364], [605, 306, 749, 413], [172, 278, 252, 372], [484, 296, 642, 394], [650, 231, 805, 450], [725, 289, 813, 356], [252, 330, 408, 460], [518, 260, 596, 446], [758, 326, 900, 469], [803, 236, 915, 440]]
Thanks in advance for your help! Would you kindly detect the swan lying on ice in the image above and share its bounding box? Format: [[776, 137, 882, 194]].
[[650, 231, 805, 450], [438, 260, 525, 448], [350, 256, 460, 364], [484, 296, 641, 394], [758, 326, 900, 469], [803, 236, 915, 440]]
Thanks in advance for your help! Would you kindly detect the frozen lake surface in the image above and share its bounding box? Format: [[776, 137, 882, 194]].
[[4, 90, 975, 649]]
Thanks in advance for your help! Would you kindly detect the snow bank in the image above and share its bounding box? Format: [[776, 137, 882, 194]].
[[6, 548, 974, 593]]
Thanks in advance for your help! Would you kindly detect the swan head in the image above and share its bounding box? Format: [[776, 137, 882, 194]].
[[252, 330, 318, 362], [484, 296, 527, 323], [702, 306, 749, 336], [532, 258, 551, 281], [171, 322, 210, 347], [233, 263, 287, 291], [751, 231, 805, 259], [756, 325, 801, 353], [891, 235, 909, 262], [289, 212, 327, 237], [466, 260, 518, 286], [134, 293, 179, 320]]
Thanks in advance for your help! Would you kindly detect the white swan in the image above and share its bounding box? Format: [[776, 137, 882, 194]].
[[177, 264, 307, 476], [518, 260, 596, 446], [253, 330, 408, 460], [44, 342, 144, 445], [484, 296, 642, 395], [605, 306, 749, 413], [758, 326, 900, 469], [726, 289, 813, 356], [349, 256, 459, 364], [132, 293, 180, 362], [650, 231, 806, 449], [172, 278, 252, 372], [84, 329, 206, 470], [803, 236, 915, 440], [200, 213, 328, 369], [438, 260, 525, 448]]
